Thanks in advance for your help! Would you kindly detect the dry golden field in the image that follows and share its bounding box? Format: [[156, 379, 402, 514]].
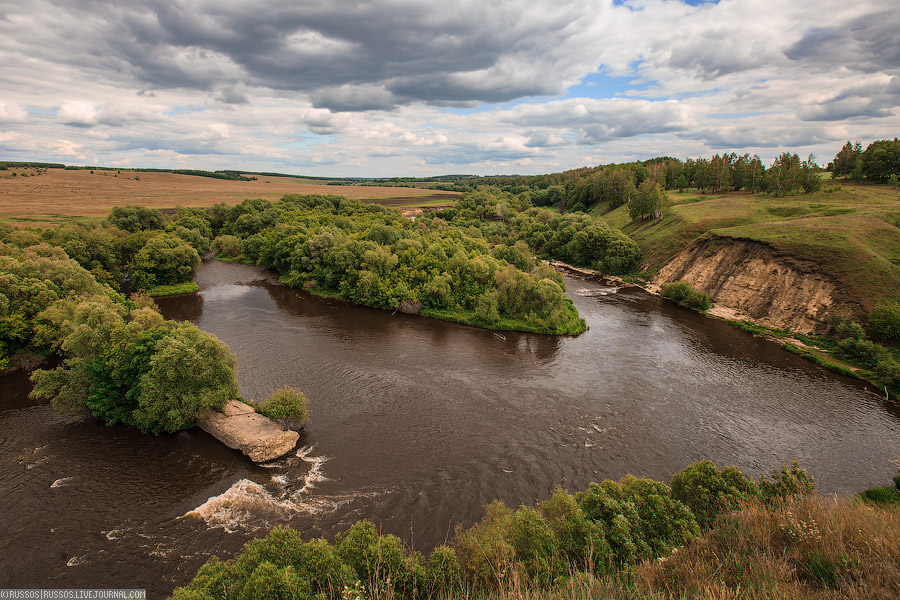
[[0, 168, 457, 225]]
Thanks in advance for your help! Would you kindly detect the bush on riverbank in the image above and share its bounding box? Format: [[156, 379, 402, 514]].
[[255, 386, 309, 431], [2, 207, 211, 294], [0, 241, 114, 370], [660, 280, 713, 311], [29, 293, 239, 434], [169, 459, 900, 600]]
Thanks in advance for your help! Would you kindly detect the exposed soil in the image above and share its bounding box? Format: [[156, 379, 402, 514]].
[[653, 236, 841, 333]]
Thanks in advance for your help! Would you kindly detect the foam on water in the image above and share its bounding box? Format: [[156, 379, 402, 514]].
[[184, 445, 349, 532], [295, 445, 329, 494], [184, 479, 297, 533]]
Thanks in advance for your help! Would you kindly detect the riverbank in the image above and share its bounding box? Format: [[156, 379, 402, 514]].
[[147, 281, 200, 296], [271, 266, 589, 335]]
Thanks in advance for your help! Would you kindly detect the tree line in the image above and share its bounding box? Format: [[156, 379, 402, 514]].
[[830, 138, 900, 184]]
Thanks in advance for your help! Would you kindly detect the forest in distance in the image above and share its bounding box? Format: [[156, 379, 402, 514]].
[[2, 141, 900, 599]]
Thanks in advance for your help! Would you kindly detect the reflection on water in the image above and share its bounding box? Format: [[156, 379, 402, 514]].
[[2, 258, 899, 596]]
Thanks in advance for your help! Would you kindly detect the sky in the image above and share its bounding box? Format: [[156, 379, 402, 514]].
[[0, 0, 897, 177]]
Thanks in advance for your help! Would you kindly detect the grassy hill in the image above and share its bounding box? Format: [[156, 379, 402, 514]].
[[601, 183, 900, 311]]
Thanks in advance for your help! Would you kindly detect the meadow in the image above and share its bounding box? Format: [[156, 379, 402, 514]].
[[601, 183, 900, 311], [0, 167, 457, 226]]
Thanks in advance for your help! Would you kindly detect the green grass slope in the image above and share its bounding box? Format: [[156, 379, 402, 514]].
[[602, 184, 900, 311]]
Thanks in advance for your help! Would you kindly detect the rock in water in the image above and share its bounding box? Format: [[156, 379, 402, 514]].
[[197, 400, 300, 462]]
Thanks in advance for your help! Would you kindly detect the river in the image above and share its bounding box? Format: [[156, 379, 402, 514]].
[[2, 258, 899, 596]]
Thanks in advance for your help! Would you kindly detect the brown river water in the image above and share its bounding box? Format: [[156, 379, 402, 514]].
[[2, 259, 899, 597]]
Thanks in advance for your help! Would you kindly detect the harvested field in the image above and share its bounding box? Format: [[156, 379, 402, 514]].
[[0, 168, 457, 225]]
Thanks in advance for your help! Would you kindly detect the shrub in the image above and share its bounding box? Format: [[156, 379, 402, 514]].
[[172, 555, 233, 599], [293, 538, 356, 596], [507, 505, 564, 582], [856, 486, 900, 507], [335, 520, 424, 599], [834, 318, 866, 340], [255, 386, 309, 431], [212, 234, 243, 259], [539, 487, 612, 576], [424, 545, 463, 596], [671, 460, 759, 529], [240, 562, 308, 600], [660, 281, 713, 311], [576, 476, 699, 565], [453, 501, 516, 587], [106, 205, 166, 233], [868, 299, 900, 343], [759, 459, 816, 500], [132, 233, 200, 289]]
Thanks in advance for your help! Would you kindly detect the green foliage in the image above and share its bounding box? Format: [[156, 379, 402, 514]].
[[423, 545, 463, 596], [132, 233, 200, 289], [105, 205, 166, 233], [172, 225, 211, 255], [438, 190, 642, 275], [336, 520, 424, 599], [212, 235, 243, 259], [132, 322, 238, 434], [211, 193, 587, 335], [859, 138, 900, 182], [0, 241, 113, 367], [835, 334, 900, 391], [832, 141, 862, 179], [660, 280, 713, 311], [28, 292, 239, 434], [255, 386, 309, 431], [868, 299, 900, 343], [628, 179, 666, 221], [834, 319, 866, 341], [453, 500, 516, 587], [671, 460, 759, 529], [576, 476, 699, 565], [538, 488, 612, 576], [856, 485, 900, 507], [759, 459, 816, 500]]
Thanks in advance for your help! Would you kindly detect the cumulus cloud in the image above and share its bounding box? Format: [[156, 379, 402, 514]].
[[0, 0, 897, 174], [785, 10, 900, 74], [0, 103, 28, 123]]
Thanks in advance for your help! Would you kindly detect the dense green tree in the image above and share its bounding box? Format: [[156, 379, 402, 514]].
[[860, 138, 900, 182], [629, 179, 666, 221], [832, 141, 862, 179], [0, 241, 114, 369], [132, 322, 238, 433], [600, 167, 636, 207], [105, 205, 166, 233], [800, 154, 822, 193], [132, 233, 200, 289], [767, 152, 801, 196]]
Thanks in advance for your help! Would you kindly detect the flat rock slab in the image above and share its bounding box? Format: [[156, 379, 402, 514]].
[[197, 400, 299, 462]]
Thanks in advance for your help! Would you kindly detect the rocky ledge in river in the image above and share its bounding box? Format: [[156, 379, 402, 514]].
[[196, 400, 299, 462]]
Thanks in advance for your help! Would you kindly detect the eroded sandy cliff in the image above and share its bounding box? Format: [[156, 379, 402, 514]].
[[653, 236, 841, 333]]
